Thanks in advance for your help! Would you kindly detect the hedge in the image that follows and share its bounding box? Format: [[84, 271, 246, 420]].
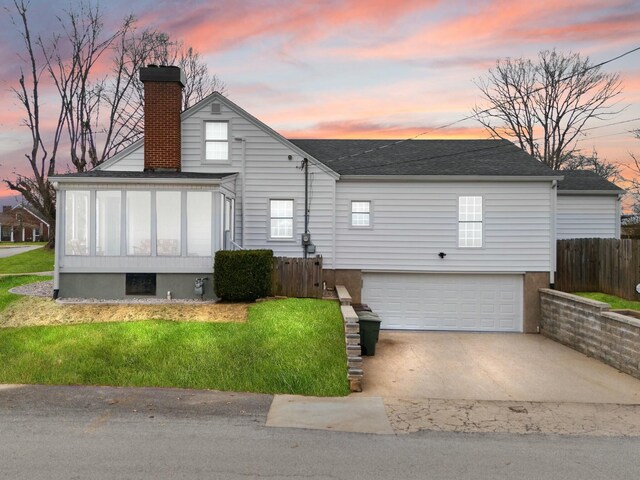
[[214, 249, 273, 301]]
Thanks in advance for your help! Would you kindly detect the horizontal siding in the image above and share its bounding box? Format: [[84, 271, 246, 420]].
[[335, 181, 553, 272], [102, 144, 144, 171], [181, 101, 336, 267], [556, 195, 619, 239]]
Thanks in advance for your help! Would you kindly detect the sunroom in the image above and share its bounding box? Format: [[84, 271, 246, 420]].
[[50, 171, 237, 300]]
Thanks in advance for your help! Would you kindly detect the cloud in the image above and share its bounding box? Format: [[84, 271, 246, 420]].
[[283, 119, 487, 139]]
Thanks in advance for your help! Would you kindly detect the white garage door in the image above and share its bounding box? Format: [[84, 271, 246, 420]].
[[362, 273, 523, 332]]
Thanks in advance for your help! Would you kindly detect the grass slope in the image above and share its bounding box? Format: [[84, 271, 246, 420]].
[[0, 275, 51, 311], [575, 292, 640, 311], [0, 297, 349, 396], [0, 247, 54, 273]]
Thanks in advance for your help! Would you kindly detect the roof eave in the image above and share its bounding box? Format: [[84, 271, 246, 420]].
[[49, 173, 237, 187], [558, 189, 625, 196], [338, 174, 563, 182]]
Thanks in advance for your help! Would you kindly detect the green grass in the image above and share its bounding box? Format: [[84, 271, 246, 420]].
[[0, 296, 349, 396], [0, 275, 51, 311], [0, 247, 54, 273], [574, 292, 640, 311]]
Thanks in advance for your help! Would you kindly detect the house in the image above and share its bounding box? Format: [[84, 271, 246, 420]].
[[556, 170, 624, 240], [50, 65, 623, 333], [0, 204, 50, 242]]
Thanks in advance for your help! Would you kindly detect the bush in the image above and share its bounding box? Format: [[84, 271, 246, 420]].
[[214, 249, 273, 301]]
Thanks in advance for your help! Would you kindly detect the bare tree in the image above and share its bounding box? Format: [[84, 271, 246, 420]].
[[563, 149, 621, 181], [474, 49, 623, 170], [4, 0, 223, 245]]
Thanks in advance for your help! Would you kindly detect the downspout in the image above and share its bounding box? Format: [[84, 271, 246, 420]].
[[52, 182, 61, 299], [550, 180, 557, 287], [236, 137, 247, 247], [304, 157, 309, 259]]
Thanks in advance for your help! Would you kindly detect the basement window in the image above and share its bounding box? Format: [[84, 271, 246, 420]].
[[125, 273, 156, 296], [205, 121, 229, 161]]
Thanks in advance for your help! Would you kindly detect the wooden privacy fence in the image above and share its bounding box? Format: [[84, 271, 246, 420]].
[[556, 238, 640, 300], [272, 256, 323, 299]]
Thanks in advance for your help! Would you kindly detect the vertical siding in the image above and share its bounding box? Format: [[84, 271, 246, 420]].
[[335, 181, 553, 272], [556, 195, 619, 239]]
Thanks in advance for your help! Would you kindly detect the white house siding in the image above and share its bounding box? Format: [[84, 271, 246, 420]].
[[99, 99, 337, 266], [556, 194, 620, 239], [101, 143, 145, 171], [334, 180, 554, 272]]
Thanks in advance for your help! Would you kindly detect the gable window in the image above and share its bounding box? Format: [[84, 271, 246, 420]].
[[270, 199, 293, 239], [205, 121, 228, 161], [351, 201, 371, 227], [458, 196, 483, 248]]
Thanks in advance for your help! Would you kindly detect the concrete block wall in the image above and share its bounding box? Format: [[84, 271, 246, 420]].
[[337, 285, 363, 392], [540, 288, 640, 380]]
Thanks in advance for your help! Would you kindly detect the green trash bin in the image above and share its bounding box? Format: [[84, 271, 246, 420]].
[[357, 312, 382, 356]]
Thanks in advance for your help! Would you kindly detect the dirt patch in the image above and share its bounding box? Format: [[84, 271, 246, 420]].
[[0, 297, 248, 328]]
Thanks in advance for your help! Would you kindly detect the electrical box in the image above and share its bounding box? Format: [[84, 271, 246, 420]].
[[301, 233, 311, 246]]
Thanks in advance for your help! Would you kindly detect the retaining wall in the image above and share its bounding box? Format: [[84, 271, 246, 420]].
[[540, 288, 640, 380]]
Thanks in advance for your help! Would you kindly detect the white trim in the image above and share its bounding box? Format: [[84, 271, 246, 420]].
[[49, 175, 237, 186], [339, 175, 563, 182], [558, 190, 625, 196]]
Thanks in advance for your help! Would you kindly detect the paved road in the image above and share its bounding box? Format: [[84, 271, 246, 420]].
[[1, 385, 639, 480], [0, 245, 41, 258]]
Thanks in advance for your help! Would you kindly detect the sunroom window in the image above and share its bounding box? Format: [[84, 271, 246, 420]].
[[65, 190, 90, 255]]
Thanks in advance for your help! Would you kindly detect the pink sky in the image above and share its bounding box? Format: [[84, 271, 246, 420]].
[[1, 0, 640, 205]]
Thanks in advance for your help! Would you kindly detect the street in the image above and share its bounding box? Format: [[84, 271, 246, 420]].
[[1, 386, 638, 480]]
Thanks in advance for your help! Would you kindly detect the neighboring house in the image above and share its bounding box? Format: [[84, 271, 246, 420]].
[[0, 204, 50, 242], [556, 170, 624, 240], [621, 214, 640, 239], [49, 65, 622, 333]]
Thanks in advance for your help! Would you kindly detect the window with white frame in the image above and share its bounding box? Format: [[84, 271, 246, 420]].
[[458, 196, 483, 248], [96, 190, 121, 256], [205, 121, 228, 161], [187, 191, 212, 256], [269, 199, 293, 239], [156, 191, 181, 256], [126, 191, 151, 255], [65, 190, 90, 255], [351, 201, 371, 227]]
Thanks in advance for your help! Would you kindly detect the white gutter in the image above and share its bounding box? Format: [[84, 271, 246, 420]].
[[557, 190, 625, 196], [235, 137, 247, 247], [48, 174, 237, 186], [339, 175, 564, 182]]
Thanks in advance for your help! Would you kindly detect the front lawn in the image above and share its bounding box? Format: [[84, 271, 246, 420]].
[[0, 275, 50, 311], [0, 247, 54, 273], [574, 292, 640, 311], [0, 294, 349, 396]]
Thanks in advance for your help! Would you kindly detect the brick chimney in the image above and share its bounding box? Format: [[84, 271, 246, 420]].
[[140, 65, 186, 172]]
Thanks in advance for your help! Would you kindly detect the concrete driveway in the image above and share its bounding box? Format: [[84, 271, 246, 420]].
[[358, 332, 640, 404]]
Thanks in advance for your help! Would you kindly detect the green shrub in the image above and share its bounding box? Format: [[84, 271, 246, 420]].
[[214, 249, 273, 301]]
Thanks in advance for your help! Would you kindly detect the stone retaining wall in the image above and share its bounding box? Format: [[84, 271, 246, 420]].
[[540, 288, 640, 380], [336, 285, 363, 392]]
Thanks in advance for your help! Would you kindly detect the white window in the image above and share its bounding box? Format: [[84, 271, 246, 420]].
[[351, 201, 371, 227], [205, 121, 228, 161], [126, 191, 151, 255], [458, 196, 483, 248], [65, 190, 90, 256], [96, 191, 121, 256], [187, 191, 212, 256], [156, 191, 181, 256], [270, 199, 293, 239]]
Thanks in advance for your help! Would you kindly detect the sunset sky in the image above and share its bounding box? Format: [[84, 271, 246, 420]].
[[1, 0, 640, 205]]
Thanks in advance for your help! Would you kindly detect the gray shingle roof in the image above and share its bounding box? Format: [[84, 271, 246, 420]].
[[557, 170, 624, 192], [51, 171, 236, 180], [289, 139, 558, 177]]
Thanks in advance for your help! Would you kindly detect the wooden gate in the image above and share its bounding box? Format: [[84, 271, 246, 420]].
[[271, 256, 323, 298]]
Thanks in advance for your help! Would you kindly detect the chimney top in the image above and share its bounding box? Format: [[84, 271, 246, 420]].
[[140, 65, 186, 87]]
